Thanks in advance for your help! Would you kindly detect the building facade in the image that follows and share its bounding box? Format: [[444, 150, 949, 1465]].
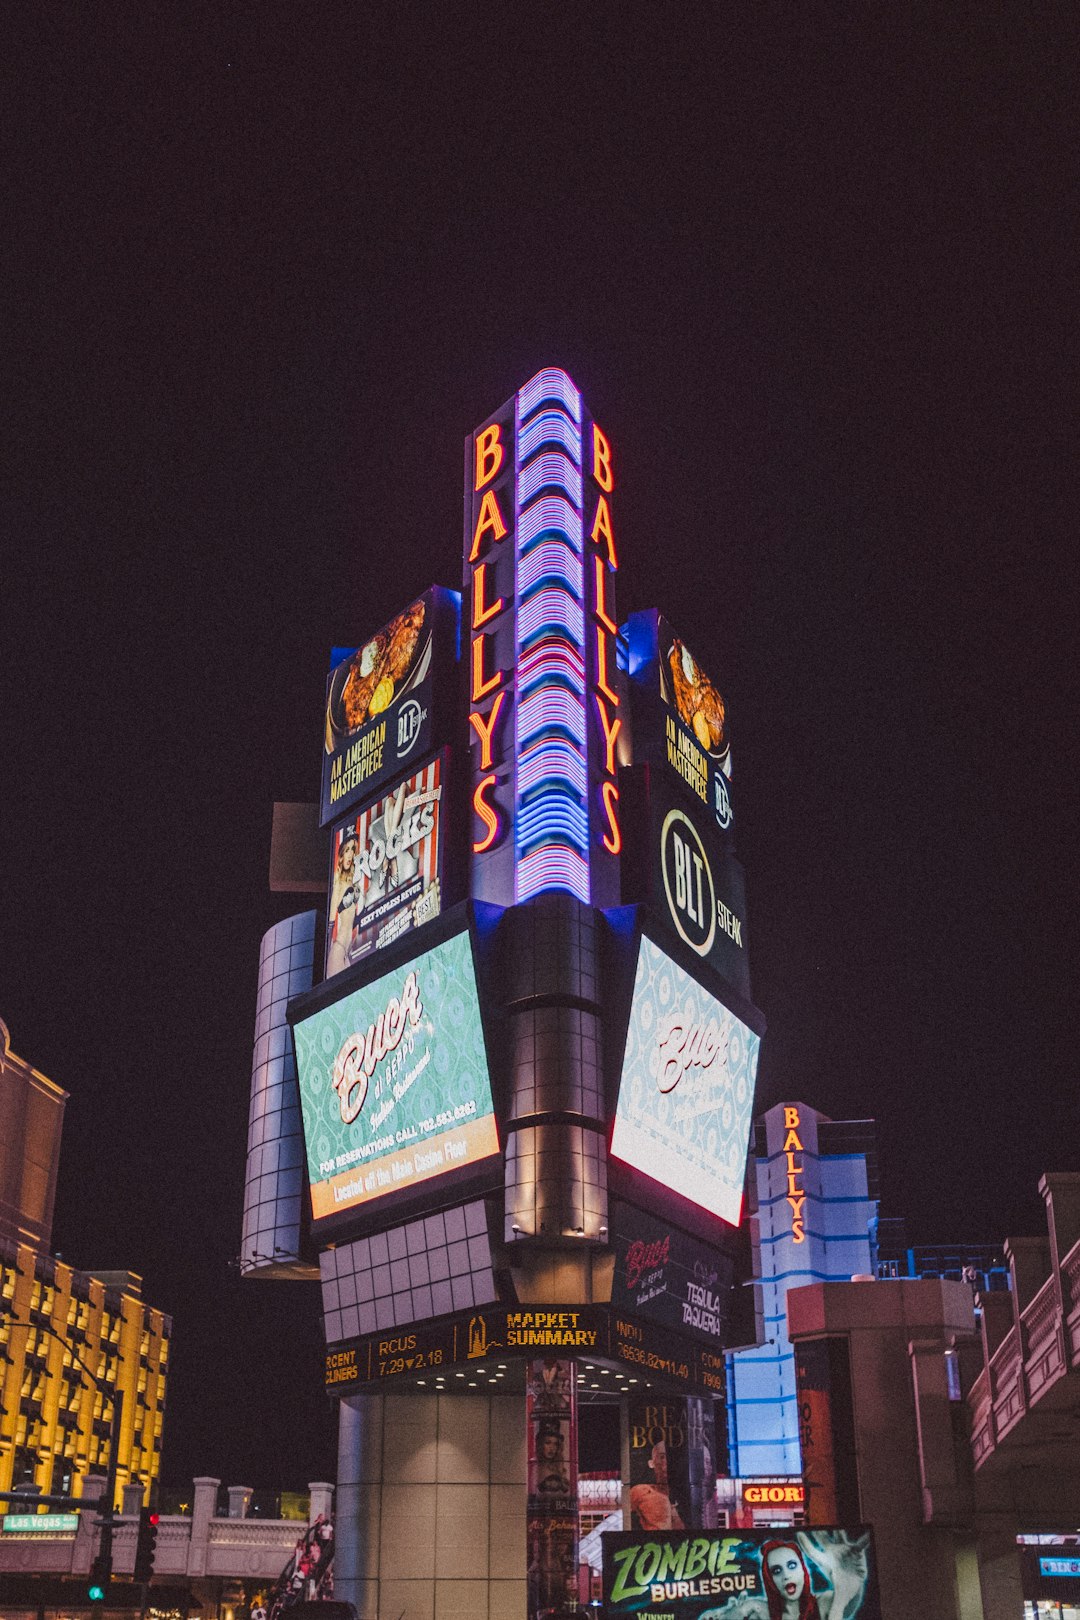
[[0, 1018, 171, 1512], [242, 371, 768, 1620], [726, 1101, 878, 1478]]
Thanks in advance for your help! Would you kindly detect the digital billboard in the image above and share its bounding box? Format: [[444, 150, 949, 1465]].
[[292, 929, 499, 1222], [326, 756, 444, 978], [652, 792, 749, 998], [320, 586, 459, 826], [610, 935, 760, 1227], [623, 610, 734, 831], [609, 1200, 737, 1348], [603, 1528, 880, 1620]]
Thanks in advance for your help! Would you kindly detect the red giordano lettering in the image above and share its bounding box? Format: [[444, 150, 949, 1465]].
[[656, 1017, 724, 1094], [332, 972, 424, 1124], [783, 1105, 806, 1243], [626, 1235, 671, 1289]]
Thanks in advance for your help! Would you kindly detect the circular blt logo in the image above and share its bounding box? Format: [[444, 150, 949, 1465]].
[[660, 807, 716, 956], [396, 698, 423, 756], [714, 772, 733, 830]]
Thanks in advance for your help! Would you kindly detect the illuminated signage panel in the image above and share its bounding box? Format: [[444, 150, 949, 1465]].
[[609, 1200, 737, 1347], [320, 586, 459, 826], [326, 756, 444, 978], [651, 790, 749, 998], [293, 930, 499, 1222], [464, 370, 623, 908], [610, 936, 760, 1227], [603, 1528, 880, 1620], [624, 610, 734, 840]]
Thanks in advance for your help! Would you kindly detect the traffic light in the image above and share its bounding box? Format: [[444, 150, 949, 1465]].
[[133, 1506, 159, 1582], [88, 1549, 112, 1604]]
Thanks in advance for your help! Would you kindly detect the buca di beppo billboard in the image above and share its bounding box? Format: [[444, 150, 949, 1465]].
[[291, 927, 499, 1225], [603, 1528, 880, 1620]]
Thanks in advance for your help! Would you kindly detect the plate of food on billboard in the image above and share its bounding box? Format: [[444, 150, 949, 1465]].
[[603, 1527, 880, 1620], [326, 757, 444, 978], [320, 587, 458, 826], [292, 928, 499, 1223], [610, 935, 760, 1228], [659, 619, 731, 777]]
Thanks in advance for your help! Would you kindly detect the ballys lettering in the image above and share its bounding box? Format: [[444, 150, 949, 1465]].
[[332, 972, 424, 1124]]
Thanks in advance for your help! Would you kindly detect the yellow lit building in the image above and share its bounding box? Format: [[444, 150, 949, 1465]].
[[0, 1017, 171, 1510]]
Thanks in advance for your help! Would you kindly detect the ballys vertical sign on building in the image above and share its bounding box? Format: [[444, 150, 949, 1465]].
[[464, 368, 625, 910]]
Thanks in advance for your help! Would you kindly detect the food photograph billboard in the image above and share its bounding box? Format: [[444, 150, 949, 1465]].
[[610, 934, 760, 1228], [326, 755, 445, 978], [623, 610, 734, 834], [291, 927, 499, 1224], [603, 1528, 880, 1620], [320, 586, 459, 826]]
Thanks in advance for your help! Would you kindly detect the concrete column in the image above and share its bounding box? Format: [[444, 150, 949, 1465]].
[[976, 1520, 1024, 1620], [334, 1394, 382, 1620], [227, 1486, 252, 1519], [308, 1481, 334, 1523], [1041, 1172, 1080, 1273], [73, 1476, 106, 1574], [188, 1476, 220, 1577], [122, 1482, 143, 1517]]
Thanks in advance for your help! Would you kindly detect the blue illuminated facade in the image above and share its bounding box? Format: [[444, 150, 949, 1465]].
[[726, 1101, 878, 1477]]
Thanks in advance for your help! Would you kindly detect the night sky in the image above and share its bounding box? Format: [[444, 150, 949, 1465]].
[[4, 9, 1075, 1490]]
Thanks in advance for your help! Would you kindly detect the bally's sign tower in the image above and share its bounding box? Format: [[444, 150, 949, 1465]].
[[243, 370, 765, 1620]]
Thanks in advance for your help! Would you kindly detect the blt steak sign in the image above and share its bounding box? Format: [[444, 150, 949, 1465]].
[[603, 1529, 881, 1620], [323, 1304, 723, 1395]]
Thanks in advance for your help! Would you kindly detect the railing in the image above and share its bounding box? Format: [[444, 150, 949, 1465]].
[[987, 1325, 1025, 1439]]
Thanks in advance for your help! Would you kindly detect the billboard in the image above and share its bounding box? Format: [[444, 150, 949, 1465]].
[[320, 586, 459, 826], [624, 610, 734, 829], [609, 1200, 737, 1348], [610, 935, 760, 1227], [652, 792, 749, 997], [326, 756, 444, 978], [603, 1528, 880, 1620], [292, 929, 499, 1223]]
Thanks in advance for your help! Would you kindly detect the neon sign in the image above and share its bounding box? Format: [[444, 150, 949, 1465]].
[[465, 368, 622, 908], [783, 1105, 806, 1243]]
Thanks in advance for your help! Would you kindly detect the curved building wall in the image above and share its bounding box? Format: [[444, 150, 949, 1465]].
[[241, 912, 318, 1278]]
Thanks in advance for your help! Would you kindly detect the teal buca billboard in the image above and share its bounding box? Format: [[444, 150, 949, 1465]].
[[292, 929, 499, 1225], [602, 1529, 880, 1620], [610, 936, 760, 1228]]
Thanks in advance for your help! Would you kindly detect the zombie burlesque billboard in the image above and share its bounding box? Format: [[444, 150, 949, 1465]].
[[603, 1529, 881, 1620], [610, 935, 761, 1227], [291, 928, 499, 1224], [326, 756, 444, 977]]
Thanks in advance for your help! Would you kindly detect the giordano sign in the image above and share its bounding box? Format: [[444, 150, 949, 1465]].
[[323, 1304, 725, 1395]]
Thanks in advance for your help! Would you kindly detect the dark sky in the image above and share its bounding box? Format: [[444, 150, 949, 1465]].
[[3, 8, 1075, 1489]]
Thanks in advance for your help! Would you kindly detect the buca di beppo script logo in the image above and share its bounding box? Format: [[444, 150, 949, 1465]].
[[656, 1014, 727, 1094], [332, 972, 424, 1124], [625, 1235, 671, 1289]]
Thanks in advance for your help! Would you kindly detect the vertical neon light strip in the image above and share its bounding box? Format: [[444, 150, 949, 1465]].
[[514, 369, 589, 903]]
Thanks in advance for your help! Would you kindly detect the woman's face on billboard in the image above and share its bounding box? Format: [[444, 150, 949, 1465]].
[[766, 1548, 805, 1601]]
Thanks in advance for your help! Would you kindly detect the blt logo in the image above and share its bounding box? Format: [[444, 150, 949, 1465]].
[[660, 808, 716, 956], [396, 698, 426, 756]]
